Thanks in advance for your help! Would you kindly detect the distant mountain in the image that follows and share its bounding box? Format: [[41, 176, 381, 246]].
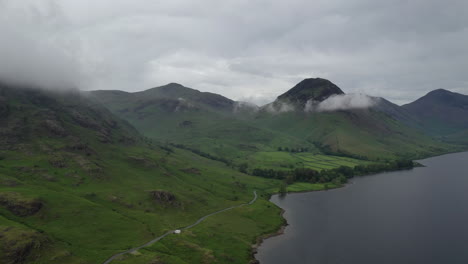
[[93, 79, 456, 161], [91, 83, 314, 161], [403, 89, 468, 142], [264, 78, 344, 112], [93, 83, 236, 114]]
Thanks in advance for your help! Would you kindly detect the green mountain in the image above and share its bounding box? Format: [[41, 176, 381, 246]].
[[92, 78, 457, 167], [256, 81, 452, 159], [91, 83, 318, 164], [402, 89, 468, 144], [0, 84, 284, 264]]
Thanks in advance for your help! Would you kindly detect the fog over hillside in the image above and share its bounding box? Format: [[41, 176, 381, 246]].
[[0, 1, 83, 90]]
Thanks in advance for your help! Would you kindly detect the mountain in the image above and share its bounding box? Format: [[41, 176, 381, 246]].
[[93, 79, 456, 163], [93, 83, 236, 114], [0, 83, 282, 264], [91, 83, 317, 163], [264, 78, 344, 112], [402, 89, 468, 142], [0, 84, 140, 148]]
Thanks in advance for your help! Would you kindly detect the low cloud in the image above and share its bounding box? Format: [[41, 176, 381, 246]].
[[0, 1, 82, 90], [233, 101, 259, 113], [310, 94, 380, 112], [264, 102, 295, 114]]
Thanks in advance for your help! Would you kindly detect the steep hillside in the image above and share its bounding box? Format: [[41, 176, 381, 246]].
[[254, 108, 450, 160], [0, 84, 283, 264], [402, 89, 468, 143], [255, 79, 455, 160]]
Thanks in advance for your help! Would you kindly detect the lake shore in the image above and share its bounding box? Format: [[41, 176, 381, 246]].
[[254, 151, 468, 264], [250, 208, 287, 264]]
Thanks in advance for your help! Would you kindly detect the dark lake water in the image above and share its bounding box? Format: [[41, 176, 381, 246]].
[[256, 152, 468, 264]]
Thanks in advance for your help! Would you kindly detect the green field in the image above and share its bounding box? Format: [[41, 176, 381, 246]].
[[246, 151, 371, 171]]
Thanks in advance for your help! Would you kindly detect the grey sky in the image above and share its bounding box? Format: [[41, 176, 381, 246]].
[[1, 0, 467, 105]]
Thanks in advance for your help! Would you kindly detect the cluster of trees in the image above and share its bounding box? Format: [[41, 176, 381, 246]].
[[252, 167, 347, 185], [252, 159, 415, 185], [277, 147, 310, 153]]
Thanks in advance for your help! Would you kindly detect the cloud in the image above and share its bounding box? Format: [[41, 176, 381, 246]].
[[233, 101, 259, 113], [264, 102, 295, 114], [2, 0, 468, 104], [313, 94, 380, 112], [0, 0, 83, 90]]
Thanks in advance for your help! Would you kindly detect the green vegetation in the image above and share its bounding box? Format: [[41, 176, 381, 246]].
[[1, 80, 466, 264], [109, 198, 284, 264]]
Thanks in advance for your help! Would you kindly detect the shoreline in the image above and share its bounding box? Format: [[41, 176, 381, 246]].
[[250, 150, 468, 264], [248, 151, 454, 263], [250, 208, 287, 264]]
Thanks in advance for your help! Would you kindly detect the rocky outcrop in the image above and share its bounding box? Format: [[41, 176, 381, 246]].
[[149, 190, 176, 204], [0, 192, 43, 217], [43, 119, 67, 136], [0, 226, 48, 264]]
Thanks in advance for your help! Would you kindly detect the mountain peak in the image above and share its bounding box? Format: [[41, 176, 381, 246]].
[[164, 82, 185, 88], [274, 78, 344, 109], [417, 88, 467, 104], [427, 88, 452, 96]]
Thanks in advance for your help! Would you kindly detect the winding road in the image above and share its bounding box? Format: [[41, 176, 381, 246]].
[[102, 190, 258, 264]]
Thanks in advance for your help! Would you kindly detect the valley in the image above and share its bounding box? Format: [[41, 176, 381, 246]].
[[0, 78, 467, 264]]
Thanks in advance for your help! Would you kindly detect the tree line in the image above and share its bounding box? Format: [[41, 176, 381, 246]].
[[277, 147, 310, 153], [251, 159, 414, 185]]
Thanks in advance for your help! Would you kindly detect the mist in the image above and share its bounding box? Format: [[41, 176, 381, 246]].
[[265, 102, 295, 114], [314, 94, 380, 112], [233, 101, 260, 113], [0, 1, 82, 90]]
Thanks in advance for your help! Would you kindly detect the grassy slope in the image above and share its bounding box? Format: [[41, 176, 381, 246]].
[[0, 87, 287, 264], [91, 90, 319, 165], [1, 141, 284, 264], [254, 110, 456, 160]]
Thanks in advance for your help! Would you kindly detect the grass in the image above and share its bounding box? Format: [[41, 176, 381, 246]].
[[246, 151, 371, 171], [0, 141, 285, 264], [110, 197, 284, 264]]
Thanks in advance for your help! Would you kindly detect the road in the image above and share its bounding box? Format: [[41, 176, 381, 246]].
[[102, 190, 258, 264]]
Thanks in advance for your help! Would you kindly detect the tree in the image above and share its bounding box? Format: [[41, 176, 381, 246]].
[[279, 182, 287, 195], [238, 163, 248, 173]]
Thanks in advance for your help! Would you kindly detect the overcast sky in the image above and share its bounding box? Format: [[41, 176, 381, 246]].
[[1, 0, 467, 105]]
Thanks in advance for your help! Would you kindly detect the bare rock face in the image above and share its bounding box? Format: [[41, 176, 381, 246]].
[[0, 192, 43, 217], [43, 119, 67, 136], [149, 190, 176, 204]]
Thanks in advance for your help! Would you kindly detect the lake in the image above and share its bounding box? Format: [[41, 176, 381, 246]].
[[255, 152, 468, 264]]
